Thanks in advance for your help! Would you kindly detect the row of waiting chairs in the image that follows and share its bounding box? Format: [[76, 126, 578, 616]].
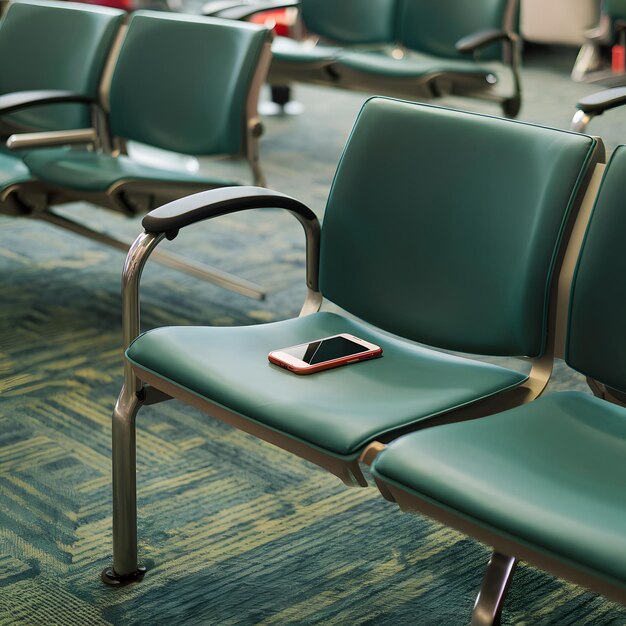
[[211, 0, 626, 137], [209, 0, 523, 118], [0, 0, 272, 298], [5, 0, 622, 297], [3, 0, 626, 623], [100, 97, 626, 625], [210, 0, 626, 136]]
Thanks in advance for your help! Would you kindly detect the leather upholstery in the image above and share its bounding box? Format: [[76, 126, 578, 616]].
[[372, 391, 626, 589], [23, 148, 238, 192], [109, 12, 269, 155], [337, 50, 493, 78], [272, 36, 340, 65], [272, 0, 516, 86], [319, 98, 596, 357], [126, 312, 526, 457], [372, 143, 626, 597], [0, 0, 124, 131], [0, 150, 30, 188], [567, 146, 626, 394], [21, 13, 269, 194], [397, 0, 510, 61], [300, 0, 397, 45]]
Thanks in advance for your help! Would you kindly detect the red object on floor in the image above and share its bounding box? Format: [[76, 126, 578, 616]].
[[249, 9, 292, 37], [612, 44, 626, 73]]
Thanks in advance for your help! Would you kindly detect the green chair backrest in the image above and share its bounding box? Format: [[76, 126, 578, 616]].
[[0, 0, 124, 131], [396, 0, 518, 61], [319, 98, 597, 358], [566, 147, 626, 393], [108, 12, 269, 156], [300, 0, 397, 45]]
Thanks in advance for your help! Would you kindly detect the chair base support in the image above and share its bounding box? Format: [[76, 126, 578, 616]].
[[101, 565, 147, 587], [470, 552, 517, 626], [571, 109, 594, 134], [35, 208, 266, 300]]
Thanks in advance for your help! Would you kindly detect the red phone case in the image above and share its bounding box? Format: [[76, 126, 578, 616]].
[[268, 335, 382, 375]]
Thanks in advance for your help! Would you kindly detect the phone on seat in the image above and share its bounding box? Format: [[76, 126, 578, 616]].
[[268, 333, 382, 375]]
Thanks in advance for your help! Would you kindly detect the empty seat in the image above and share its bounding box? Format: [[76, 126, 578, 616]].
[[4, 10, 272, 298], [372, 146, 626, 622], [0, 0, 125, 213]]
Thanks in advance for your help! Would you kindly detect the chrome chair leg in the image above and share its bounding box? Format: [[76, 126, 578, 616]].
[[470, 552, 518, 626], [571, 110, 594, 134], [101, 384, 147, 585]]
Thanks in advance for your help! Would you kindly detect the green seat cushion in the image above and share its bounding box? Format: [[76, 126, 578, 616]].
[[126, 312, 526, 457], [336, 50, 496, 80], [372, 391, 626, 588], [23, 148, 238, 192], [0, 149, 31, 188], [272, 36, 341, 65]]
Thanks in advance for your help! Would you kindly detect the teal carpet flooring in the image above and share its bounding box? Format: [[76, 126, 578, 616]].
[[1, 46, 626, 625]]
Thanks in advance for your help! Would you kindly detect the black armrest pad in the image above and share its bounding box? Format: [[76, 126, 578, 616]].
[[456, 29, 510, 54], [577, 87, 626, 114], [143, 186, 315, 233], [0, 90, 95, 115], [207, 0, 298, 20]]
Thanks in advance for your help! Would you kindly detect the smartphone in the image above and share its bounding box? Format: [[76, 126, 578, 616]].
[[268, 333, 383, 375]]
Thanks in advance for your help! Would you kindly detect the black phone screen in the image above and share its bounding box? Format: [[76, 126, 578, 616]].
[[283, 336, 370, 365]]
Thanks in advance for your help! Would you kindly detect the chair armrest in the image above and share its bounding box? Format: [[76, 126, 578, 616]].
[[455, 29, 515, 54], [0, 90, 95, 116], [205, 0, 299, 20], [121, 185, 321, 396], [457, 28, 522, 116], [576, 87, 626, 115], [7, 128, 98, 151], [143, 186, 312, 232], [142, 186, 321, 291]]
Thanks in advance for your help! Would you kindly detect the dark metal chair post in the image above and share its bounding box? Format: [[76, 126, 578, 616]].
[[470, 552, 518, 626]]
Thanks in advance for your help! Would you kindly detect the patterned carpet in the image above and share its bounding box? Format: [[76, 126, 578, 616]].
[[2, 46, 626, 625]]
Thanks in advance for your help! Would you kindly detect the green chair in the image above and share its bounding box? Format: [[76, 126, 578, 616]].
[[371, 147, 626, 623], [0, 0, 125, 215], [11, 11, 272, 298], [206, 0, 394, 111], [269, 0, 396, 86], [336, 0, 522, 117], [204, 0, 389, 114], [214, 0, 522, 117], [100, 98, 602, 585]]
